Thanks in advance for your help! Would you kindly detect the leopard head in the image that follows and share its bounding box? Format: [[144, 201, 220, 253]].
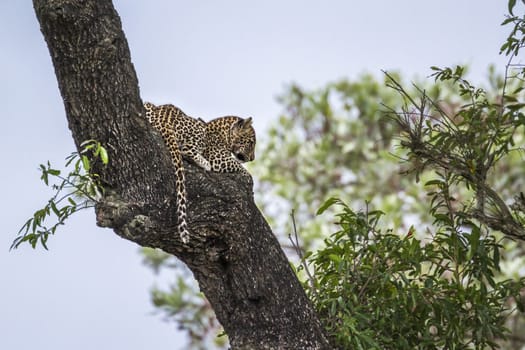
[[230, 117, 256, 163]]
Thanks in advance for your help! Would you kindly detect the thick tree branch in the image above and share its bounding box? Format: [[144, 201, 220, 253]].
[[33, 0, 331, 348]]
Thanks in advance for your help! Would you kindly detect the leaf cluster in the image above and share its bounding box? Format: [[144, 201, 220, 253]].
[[304, 198, 525, 349], [252, 73, 439, 249], [11, 140, 108, 250], [384, 63, 525, 241], [501, 0, 525, 60]]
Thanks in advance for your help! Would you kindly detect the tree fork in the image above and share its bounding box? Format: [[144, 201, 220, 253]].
[[33, 0, 331, 348]]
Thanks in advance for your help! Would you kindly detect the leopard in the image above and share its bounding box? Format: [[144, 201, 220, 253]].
[[144, 102, 256, 244]]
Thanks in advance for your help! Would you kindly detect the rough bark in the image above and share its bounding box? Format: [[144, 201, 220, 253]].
[[32, 1, 332, 349]]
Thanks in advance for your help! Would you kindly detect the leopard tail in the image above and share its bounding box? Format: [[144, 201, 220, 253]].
[[174, 159, 190, 244]]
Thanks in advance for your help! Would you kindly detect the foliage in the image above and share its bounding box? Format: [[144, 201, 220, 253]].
[[262, 72, 520, 250], [299, 2, 525, 348], [304, 198, 524, 349], [382, 0, 525, 244], [11, 140, 108, 250], [254, 73, 425, 251], [501, 0, 525, 60], [384, 65, 525, 240]]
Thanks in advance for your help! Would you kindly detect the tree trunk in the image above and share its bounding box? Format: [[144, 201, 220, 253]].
[[32, 1, 331, 349]]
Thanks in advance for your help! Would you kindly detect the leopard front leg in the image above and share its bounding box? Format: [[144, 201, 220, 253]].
[[208, 149, 250, 176], [180, 143, 211, 171], [178, 120, 212, 171]]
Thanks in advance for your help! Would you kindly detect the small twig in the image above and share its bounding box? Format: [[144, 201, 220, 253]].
[[289, 210, 319, 299], [357, 202, 380, 301]]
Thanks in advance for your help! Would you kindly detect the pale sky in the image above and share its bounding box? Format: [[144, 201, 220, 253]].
[[0, 1, 513, 349]]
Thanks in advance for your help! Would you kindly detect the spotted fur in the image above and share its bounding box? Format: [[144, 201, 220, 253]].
[[144, 102, 256, 244]]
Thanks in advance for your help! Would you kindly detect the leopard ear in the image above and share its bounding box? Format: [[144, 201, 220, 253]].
[[231, 117, 253, 131], [243, 117, 253, 128], [240, 117, 253, 129]]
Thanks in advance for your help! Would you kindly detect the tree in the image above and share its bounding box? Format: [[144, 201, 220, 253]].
[[29, 0, 331, 349], [20, 0, 525, 348]]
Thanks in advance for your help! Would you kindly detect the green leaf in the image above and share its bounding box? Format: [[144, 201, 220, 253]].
[[508, 0, 517, 15], [64, 152, 78, 167], [328, 254, 342, 264], [507, 103, 525, 111], [81, 155, 90, 172], [40, 233, 49, 250], [493, 246, 500, 270], [40, 164, 49, 185], [49, 201, 60, 217], [99, 146, 109, 164], [467, 226, 480, 260], [80, 139, 96, 149], [425, 179, 445, 187], [316, 197, 341, 215], [47, 168, 61, 176]]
